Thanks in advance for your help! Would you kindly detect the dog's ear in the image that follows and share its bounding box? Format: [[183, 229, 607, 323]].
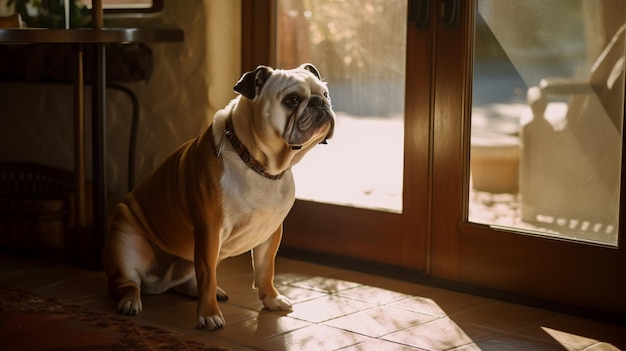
[[301, 63, 321, 80], [234, 65, 273, 99]]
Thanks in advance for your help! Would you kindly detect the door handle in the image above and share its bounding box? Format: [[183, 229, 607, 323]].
[[440, 0, 460, 29], [408, 0, 430, 31]]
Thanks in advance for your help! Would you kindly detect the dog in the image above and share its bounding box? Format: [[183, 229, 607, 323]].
[[102, 64, 335, 330]]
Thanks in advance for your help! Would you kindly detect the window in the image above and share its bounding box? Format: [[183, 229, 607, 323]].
[[277, 0, 407, 213], [468, 0, 625, 246], [83, 0, 162, 14]]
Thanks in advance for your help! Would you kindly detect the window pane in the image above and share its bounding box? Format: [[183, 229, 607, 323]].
[[82, 0, 157, 10], [469, 0, 625, 246], [276, 0, 407, 213]]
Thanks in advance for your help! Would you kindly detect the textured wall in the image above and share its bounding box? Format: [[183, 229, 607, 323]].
[[0, 0, 242, 204]]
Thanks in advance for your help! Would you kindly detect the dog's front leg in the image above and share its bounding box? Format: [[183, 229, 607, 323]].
[[252, 224, 292, 311], [194, 225, 225, 330]]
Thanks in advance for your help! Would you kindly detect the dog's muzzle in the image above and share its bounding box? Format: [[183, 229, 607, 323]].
[[286, 95, 335, 149]]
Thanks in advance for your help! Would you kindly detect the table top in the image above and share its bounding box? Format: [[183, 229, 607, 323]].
[[0, 27, 184, 44]]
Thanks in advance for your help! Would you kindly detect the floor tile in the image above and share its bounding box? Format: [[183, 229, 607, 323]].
[[288, 275, 362, 293], [324, 305, 438, 338], [390, 288, 493, 317], [274, 258, 338, 282], [218, 313, 312, 346], [584, 342, 623, 351], [383, 317, 502, 350], [337, 285, 411, 305], [452, 301, 558, 332], [339, 338, 427, 351], [274, 272, 318, 286], [227, 289, 266, 310], [255, 324, 367, 351], [321, 268, 392, 286], [361, 276, 437, 296], [473, 333, 565, 351], [34, 271, 107, 301], [287, 295, 375, 323], [138, 298, 203, 331], [448, 343, 482, 351], [70, 293, 118, 314], [217, 302, 261, 326], [276, 284, 329, 304], [173, 327, 259, 350]]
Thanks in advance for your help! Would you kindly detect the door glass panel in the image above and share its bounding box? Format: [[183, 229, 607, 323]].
[[469, 0, 625, 246], [276, 0, 407, 213]]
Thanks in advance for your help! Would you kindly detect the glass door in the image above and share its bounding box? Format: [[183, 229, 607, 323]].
[[431, 0, 626, 316], [277, 0, 406, 213], [270, 0, 431, 270], [469, 0, 624, 247]]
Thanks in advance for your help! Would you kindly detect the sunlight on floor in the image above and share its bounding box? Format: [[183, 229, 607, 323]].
[[541, 327, 621, 351]]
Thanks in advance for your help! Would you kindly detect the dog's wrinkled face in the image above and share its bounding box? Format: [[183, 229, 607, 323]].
[[234, 64, 335, 151]]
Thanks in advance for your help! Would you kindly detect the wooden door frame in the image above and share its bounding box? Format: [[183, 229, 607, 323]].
[[241, 0, 273, 71], [241, 0, 431, 270]]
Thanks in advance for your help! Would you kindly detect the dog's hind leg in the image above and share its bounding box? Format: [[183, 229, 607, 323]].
[[114, 282, 143, 315], [216, 286, 229, 301], [102, 204, 156, 316], [104, 233, 153, 316]]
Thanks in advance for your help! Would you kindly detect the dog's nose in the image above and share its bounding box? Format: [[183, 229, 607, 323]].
[[308, 96, 326, 109]]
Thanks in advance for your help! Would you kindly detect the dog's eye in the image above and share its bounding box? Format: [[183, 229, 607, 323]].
[[323, 91, 329, 99], [283, 94, 302, 108]]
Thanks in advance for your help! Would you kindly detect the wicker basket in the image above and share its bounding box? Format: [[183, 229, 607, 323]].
[[0, 162, 74, 257]]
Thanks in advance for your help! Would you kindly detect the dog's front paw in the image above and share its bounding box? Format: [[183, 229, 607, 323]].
[[262, 294, 293, 311], [197, 314, 225, 331]]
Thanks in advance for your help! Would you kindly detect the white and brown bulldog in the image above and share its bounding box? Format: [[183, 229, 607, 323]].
[[102, 64, 335, 330]]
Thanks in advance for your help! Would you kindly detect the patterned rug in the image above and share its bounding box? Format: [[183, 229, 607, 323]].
[[0, 286, 227, 351]]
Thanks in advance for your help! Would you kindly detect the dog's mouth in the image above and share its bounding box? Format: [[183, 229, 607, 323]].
[[283, 96, 335, 149]]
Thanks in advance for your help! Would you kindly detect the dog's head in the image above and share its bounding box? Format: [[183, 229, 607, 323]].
[[234, 64, 335, 151]]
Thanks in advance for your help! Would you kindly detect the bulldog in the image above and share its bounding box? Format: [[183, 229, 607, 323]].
[[102, 64, 335, 331]]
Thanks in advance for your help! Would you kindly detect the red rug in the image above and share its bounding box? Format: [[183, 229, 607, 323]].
[[0, 286, 227, 351]]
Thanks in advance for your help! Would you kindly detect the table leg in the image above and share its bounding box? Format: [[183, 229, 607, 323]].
[[73, 44, 86, 227], [91, 42, 106, 268]]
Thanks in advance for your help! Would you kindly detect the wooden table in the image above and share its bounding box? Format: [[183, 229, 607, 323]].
[[0, 27, 183, 267]]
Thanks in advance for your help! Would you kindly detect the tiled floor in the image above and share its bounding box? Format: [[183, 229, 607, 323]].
[[1, 253, 624, 351]]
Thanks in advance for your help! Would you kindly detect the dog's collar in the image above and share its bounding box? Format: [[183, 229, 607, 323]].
[[216, 118, 285, 180]]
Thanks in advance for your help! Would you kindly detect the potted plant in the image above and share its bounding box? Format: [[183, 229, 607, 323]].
[[7, 0, 90, 28]]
